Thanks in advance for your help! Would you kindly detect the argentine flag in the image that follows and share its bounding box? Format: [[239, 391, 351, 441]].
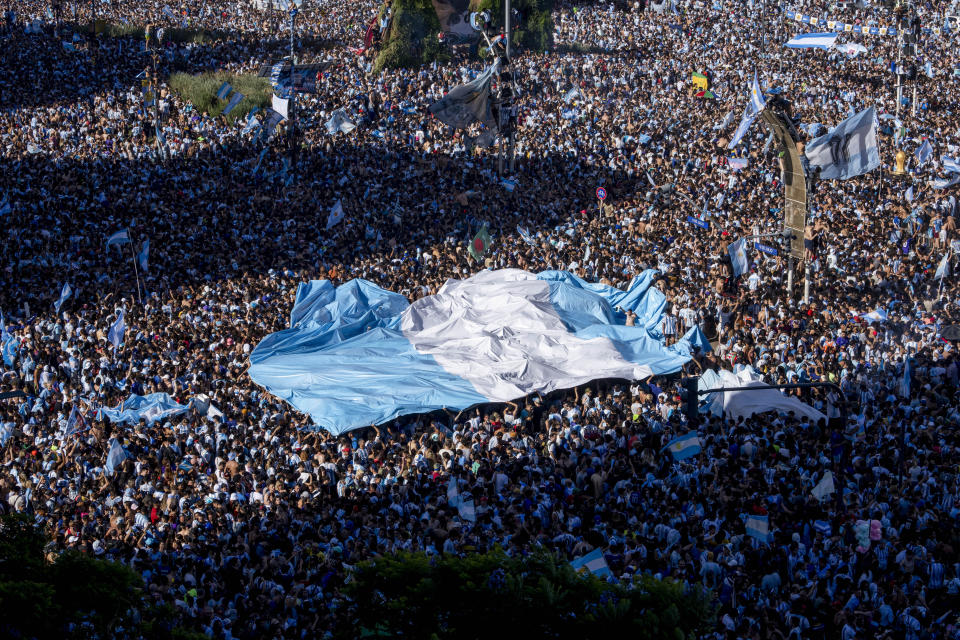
[[570, 548, 611, 578], [727, 238, 749, 278], [137, 238, 150, 271], [664, 433, 702, 460], [749, 72, 765, 114], [104, 438, 128, 475], [860, 308, 887, 323], [943, 156, 960, 175], [108, 309, 126, 349], [54, 283, 72, 314], [744, 514, 771, 542], [915, 139, 933, 166], [785, 32, 838, 49], [106, 229, 130, 248], [900, 357, 913, 398], [216, 82, 232, 100], [935, 253, 951, 280], [326, 199, 345, 229], [249, 269, 694, 434]]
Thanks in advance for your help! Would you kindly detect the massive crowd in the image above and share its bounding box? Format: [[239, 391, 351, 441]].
[[1, 0, 959, 638]]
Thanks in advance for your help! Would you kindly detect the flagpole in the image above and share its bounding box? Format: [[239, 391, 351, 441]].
[[128, 228, 143, 304]]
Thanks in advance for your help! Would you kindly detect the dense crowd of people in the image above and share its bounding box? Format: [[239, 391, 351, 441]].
[[1, 0, 959, 638]]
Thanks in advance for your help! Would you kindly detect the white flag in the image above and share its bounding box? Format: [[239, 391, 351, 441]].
[[54, 283, 72, 314], [272, 93, 290, 119], [326, 200, 345, 230], [811, 470, 835, 501]]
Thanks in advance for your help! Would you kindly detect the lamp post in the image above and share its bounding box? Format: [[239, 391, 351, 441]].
[[288, 5, 297, 180]]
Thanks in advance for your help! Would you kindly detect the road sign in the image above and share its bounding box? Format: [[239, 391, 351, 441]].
[[596, 187, 607, 201], [754, 242, 779, 256], [686, 216, 710, 230]]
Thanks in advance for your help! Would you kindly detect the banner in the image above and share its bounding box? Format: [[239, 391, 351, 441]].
[[431, 0, 477, 43], [805, 106, 880, 180], [691, 72, 708, 91]]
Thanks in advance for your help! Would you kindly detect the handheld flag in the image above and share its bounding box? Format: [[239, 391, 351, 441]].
[[744, 514, 771, 542], [664, 433, 702, 460], [805, 106, 880, 180], [0, 313, 16, 367], [785, 32, 838, 49], [216, 82, 232, 100], [104, 438, 128, 475], [222, 92, 245, 116], [727, 157, 749, 172], [728, 106, 759, 149], [811, 470, 835, 501], [517, 226, 537, 247], [942, 156, 960, 174], [900, 357, 913, 398], [915, 139, 933, 166], [468, 226, 491, 262], [137, 238, 150, 271], [727, 238, 749, 278], [325, 108, 356, 135], [54, 283, 72, 314], [749, 72, 765, 114], [62, 405, 87, 441], [106, 229, 131, 248], [935, 253, 951, 280], [272, 94, 290, 119], [108, 309, 126, 349], [0, 195, 10, 216], [570, 548, 611, 578], [326, 200, 345, 230]]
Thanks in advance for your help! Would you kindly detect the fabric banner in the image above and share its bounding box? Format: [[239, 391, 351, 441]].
[[805, 106, 879, 180], [697, 367, 826, 422], [249, 269, 694, 434], [431, 0, 477, 43], [99, 393, 189, 426], [428, 61, 499, 130]]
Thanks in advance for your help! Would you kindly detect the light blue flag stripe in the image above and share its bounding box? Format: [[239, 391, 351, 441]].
[[249, 270, 691, 434], [99, 393, 189, 425], [570, 548, 611, 578]]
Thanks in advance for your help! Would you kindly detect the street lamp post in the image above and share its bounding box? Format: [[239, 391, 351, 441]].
[[288, 6, 297, 181]]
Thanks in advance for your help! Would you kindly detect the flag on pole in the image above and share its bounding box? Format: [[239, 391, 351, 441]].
[[805, 106, 880, 180], [104, 438, 128, 475], [570, 548, 612, 578], [915, 139, 933, 166], [468, 226, 491, 262], [137, 238, 150, 271], [108, 309, 126, 349], [271, 94, 290, 119], [905, 185, 914, 202], [728, 238, 749, 278], [744, 514, 771, 542], [664, 433, 702, 460], [811, 470, 835, 501], [62, 405, 87, 441], [517, 226, 537, 247], [106, 229, 131, 248], [942, 156, 960, 174], [54, 283, 72, 314], [728, 106, 759, 149], [326, 200, 345, 230], [935, 253, 951, 280], [900, 357, 913, 398], [216, 82, 232, 100]]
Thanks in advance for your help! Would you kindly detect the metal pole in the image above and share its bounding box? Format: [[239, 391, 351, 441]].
[[896, 32, 903, 119], [803, 261, 810, 304], [504, 0, 510, 60], [787, 255, 793, 298], [912, 83, 917, 118], [128, 229, 143, 304], [289, 7, 297, 180]]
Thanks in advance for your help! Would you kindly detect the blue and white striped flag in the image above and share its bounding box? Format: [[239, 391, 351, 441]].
[[664, 433, 702, 460], [749, 72, 765, 114], [108, 309, 126, 349], [942, 156, 960, 174], [216, 82, 232, 100], [106, 229, 130, 248], [570, 548, 611, 578], [137, 238, 149, 271], [785, 32, 838, 49], [0, 312, 15, 367], [727, 238, 749, 277], [222, 92, 245, 116], [728, 107, 759, 149], [563, 87, 579, 103], [54, 283, 72, 314], [61, 405, 86, 441], [915, 139, 933, 165], [905, 185, 914, 202], [935, 253, 951, 280], [744, 514, 771, 542], [104, 438, 128, 475], [932, 175, 960, 189]]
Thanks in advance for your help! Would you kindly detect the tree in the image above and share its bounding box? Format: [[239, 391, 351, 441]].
[[339, 549, 714, 640], [374, 0, 555, 72]]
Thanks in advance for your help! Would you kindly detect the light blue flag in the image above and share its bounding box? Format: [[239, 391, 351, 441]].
[[905, 185, 914, 202], [728, 107, 759, 149], [216, 82, 232, 100], [249, 270, 690, 435], [744, 514, 771, 542], [61, 405, 86, 441], [0, 312, 15, 367], [106, 229, 130, 248], [570, 548, 611, 578], [749, 71, 766, 114], [935, 253, 951, 280], [99, 393, 189, 425], [915, 139, 933, 166], [54, 283, 72, 314], [108, 309, 126, 349], [517, 226, 537, 247], [678, 325, 712, 353], [222, 92, 245, 116], [563, 87, 579, 103], [664, 433, 702, 460], [805, 106, 880, 180], [943, 156, 960, 174], [104, 438, 128, 475], [715, 110, 734, 131], [932, 175, 960, 189], [785, 32, 838, 49], [0, 423, 13, 447], [728, 238, 749, 277], [900, 357, 913, 398], [137, 238, 150, 271]]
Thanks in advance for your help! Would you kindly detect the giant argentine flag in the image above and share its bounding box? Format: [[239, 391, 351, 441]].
[[805, 106, 880, 180], [249, 269, 692, 434]]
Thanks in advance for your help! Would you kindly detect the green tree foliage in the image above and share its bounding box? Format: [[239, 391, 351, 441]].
[[168, 72, 273, 123], [375, 0, 554, 71], [340, 549, 714, 640], [0, 514, 141, 638]]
